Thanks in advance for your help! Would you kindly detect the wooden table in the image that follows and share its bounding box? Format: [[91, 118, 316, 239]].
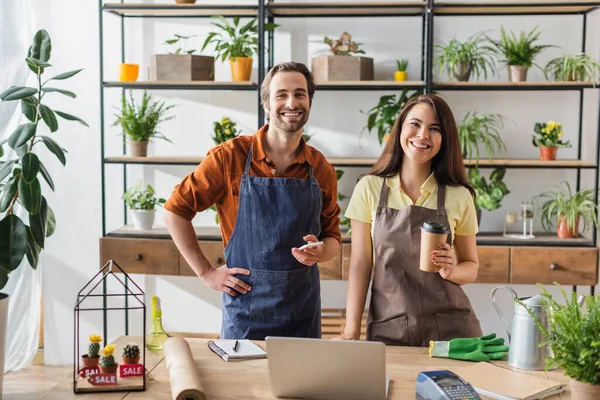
[[17, 336, 571, 399]]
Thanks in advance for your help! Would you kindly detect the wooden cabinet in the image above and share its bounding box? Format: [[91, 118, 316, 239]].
[[179, 241, 226, 277], [100, 237, 179, 275], [476, 246, 509, 283], [511, 247, 598, 285]]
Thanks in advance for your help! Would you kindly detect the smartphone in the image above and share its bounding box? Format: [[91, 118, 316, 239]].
[[298, 241, 324, 251]]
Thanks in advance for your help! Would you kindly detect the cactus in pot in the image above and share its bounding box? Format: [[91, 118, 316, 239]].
[[122, 344, 141, 365], [82, 334, 102, 367], [99, 344, 118, 374]]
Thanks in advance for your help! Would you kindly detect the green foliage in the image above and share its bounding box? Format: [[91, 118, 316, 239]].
[[532, 120, 571, 148], [435, 32, 497, 81], [395, 59, 408, 72], [212, 117, 240, 145], [100, 354, 116, 367], [468, 168, 509, 212], [535, 181, 598, 234], [517, 283, 600, 385], [488, 26, 554, 67], [0, 30, 84, 290], [122, 344, 140, 358], [202, 16, 278, 62], [88, 342, 100, 359], [544, 53, 600, 83], [122, 181, 166, 211], [163, 34, 198, 55], [324, 32, 365, 56], [458, 112, 507, 164], [362, 89, 421, 145], [113, 90, 174, 143]]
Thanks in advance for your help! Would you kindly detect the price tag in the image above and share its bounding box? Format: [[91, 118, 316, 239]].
[[78, 366, 99, 378], [119, 364, 144, 378], [88, 373, 118, 386]]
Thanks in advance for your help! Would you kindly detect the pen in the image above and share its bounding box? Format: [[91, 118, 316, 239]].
[[233, 340, 239, 352]]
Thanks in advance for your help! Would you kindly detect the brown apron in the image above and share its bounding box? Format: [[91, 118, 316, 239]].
[[366, 178, 482, 346]]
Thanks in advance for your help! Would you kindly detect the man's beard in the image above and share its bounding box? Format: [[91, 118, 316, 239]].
[[270, 108, 310, 133]]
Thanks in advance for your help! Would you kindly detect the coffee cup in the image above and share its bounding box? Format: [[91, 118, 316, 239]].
[[420, 221, 450, 273]]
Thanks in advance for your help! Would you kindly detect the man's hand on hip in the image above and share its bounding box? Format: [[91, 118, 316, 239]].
[[291, 234, 323, 266], [201, 265, 251, 296]]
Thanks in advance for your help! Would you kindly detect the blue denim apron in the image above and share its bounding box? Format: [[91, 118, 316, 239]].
[[220, 146, 322, 340]]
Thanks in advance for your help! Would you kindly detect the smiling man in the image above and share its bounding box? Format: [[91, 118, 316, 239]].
[[163, 62, 341, 340]]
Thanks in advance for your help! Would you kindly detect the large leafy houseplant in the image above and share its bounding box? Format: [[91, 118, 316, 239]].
[[468, 168, 510, 215], [544, 53, 600, 83], [362, 89, 421, 144], [0, 30, 87, 289], [434, 32, 498, 81], [458, 112, 507, 165]]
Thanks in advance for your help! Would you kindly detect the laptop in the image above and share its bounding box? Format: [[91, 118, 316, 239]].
[[265, 336, 388, 400]]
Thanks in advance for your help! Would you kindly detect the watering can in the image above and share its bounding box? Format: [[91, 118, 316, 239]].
[[490, 286, 551, 370]]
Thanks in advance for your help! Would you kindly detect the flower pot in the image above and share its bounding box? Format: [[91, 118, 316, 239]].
[[453, 61, 472, 82], [122, 356, 140, 365], [509, 65, 528, 82], [229, 57, 253, 82], [394, 71, 407, 81], [131, 210, 155, 230], [557, 215, 580, 238], [128, 140, 148, 157], [0, 293, 9, 396], [99, 364, 119, 374], [119, 63, 139, 82], [149, 54, 214, 81], [81, 354, 100, 367], [539, 146, 557, 161], [311, 55, 374, 82], [568, 377, 599, 400]]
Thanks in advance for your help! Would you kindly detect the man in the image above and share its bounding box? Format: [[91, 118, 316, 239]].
[[164, 61, 341, 340]]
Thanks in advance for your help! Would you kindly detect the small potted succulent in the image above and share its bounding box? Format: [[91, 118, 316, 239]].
[[394, 59, 408, 81], [99, 344, 118, 374], [312, 32, 374, 82], [122, 344, 141, 365], [81, 334, 102, 367], [532, 120, 571, 161], [122, 181, 166, 230]]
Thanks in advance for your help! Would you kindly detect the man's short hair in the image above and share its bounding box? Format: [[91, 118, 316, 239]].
[[260, 62, 316, 110]]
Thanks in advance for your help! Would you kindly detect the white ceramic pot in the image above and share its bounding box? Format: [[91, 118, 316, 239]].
[[131, 210, 155, 230], [0, 293, 9, 397]]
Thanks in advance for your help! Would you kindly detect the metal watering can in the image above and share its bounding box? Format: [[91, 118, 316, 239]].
[[490, 286, 551, 370]]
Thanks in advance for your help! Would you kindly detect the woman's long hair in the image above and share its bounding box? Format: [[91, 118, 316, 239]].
[[368, 94, 475, 197]]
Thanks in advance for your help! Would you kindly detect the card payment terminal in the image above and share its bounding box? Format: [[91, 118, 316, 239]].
[[416, 370, 481, 400]]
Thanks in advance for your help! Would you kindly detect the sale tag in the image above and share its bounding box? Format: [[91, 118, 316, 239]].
[[119, 364, 144, 378], [78, 366, 99, 378], [88, 373, 117, 386]]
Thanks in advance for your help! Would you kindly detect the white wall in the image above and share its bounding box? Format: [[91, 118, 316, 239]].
[[29, 0, 600, 365]]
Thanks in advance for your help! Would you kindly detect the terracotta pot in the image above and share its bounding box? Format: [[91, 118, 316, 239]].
[[119, 63, 139, 82], [394, 71, 407, 82], [568, 377, 599, 400], [100, 364, 119, 374], [509, 65, 528, 82], [539, 146, 557, 161], [122, 356, 140, 365], [557, 215, 580, 239], [81, 354, 100, 368], [229, 57, 253, 82], [128, 140, 148, 157]]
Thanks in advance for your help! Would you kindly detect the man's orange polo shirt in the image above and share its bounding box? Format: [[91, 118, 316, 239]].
[[164, 125, 341, 247]]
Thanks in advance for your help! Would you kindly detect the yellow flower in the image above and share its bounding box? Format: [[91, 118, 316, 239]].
[[225, 129, 231, 134], [102, 344, 116, 356], [541, 128, 547, 135], [559, 131, 564, 137], [89, 334, 103, 343], [221, 117, 230, 124]]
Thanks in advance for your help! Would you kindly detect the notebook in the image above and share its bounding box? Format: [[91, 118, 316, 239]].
[[450, 362, 565, 400], [207, 339, 267, 362]]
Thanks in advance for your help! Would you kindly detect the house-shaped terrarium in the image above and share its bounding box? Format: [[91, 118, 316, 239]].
[[73, 260, 146, 394]]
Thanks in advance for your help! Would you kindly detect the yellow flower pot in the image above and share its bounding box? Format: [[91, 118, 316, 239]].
[[119, 63, 139, 82], [229, 57, 253, 82], [394, 71, 407, 82]]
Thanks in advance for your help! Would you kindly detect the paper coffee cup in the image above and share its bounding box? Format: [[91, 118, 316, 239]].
[[420, 222, 450, 273]]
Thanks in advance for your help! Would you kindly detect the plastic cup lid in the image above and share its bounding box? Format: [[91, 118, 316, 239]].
[[420, 221, 450, 234]]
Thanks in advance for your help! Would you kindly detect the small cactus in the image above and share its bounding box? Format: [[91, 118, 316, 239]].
[[88, 334, 102, 359], [122, 344, 140, 359], [100, 354, 116, 367]]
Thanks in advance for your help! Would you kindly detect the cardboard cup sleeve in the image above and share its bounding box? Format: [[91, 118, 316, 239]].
[[164, 338, 207, 400]]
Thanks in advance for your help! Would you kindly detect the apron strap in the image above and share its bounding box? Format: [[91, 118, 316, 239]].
[[244, 146, 253, 176], [308, 163, 315, 181], [437, 184, 446, 216], [378, 177, 390, 209]]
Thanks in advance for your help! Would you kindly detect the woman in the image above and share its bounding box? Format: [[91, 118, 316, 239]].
[[341, 94, 482, 346]]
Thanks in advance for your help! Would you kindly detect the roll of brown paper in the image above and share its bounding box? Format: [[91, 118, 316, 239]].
[[164, 338, 207, 400]]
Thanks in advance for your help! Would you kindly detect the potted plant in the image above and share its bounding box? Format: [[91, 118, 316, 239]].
[[488, 26, 554, 82], [81, 334, 103, 367], [0, 30, 86, 390], [312, 32, 374, 82], [361, 89, 421, 144], [519, 283, 600, 399], [394, 59, 408, 81], [532, 120, 571, 161], [544, 53, 600, 83], [99, 344, 118, 374], [113, 90, 175, 157], [122, 344, 141, 365], [202, 16, 278, 82], [122, 181, 166, 230], [535, 181, 598, 239], [149, 34, 214, 82], [468, 168, 510, 224], [458, 112, 507, 165], [435, 31, 497, 82]]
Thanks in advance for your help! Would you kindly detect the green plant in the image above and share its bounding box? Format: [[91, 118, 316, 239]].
[[435, 31, 497, 81], [361, 89, 421, 144], [535, 181, 598, 234], [0, 30, 88, 290], [488, 26, 554, 67], [458, 112, 507, 164], [88, 334, 102, 359], [324, 32, 365, 56], [163, 34, 198, 55], [544, 53, 600, 83], [113, 90, 174, 143], [122, 344, 140, 359], [122, 181, 166, 211], [202, 16, 278, 62], [100, 344, 116, 366], [468, 168, 510, 212], [396, 59, 408, 72], [532, 120, 571, 148], [517, 283, 600, 385], [213, 117, 240, 144]]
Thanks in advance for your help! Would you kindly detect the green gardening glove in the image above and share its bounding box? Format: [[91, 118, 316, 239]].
[[429, 333, 509, 362]]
